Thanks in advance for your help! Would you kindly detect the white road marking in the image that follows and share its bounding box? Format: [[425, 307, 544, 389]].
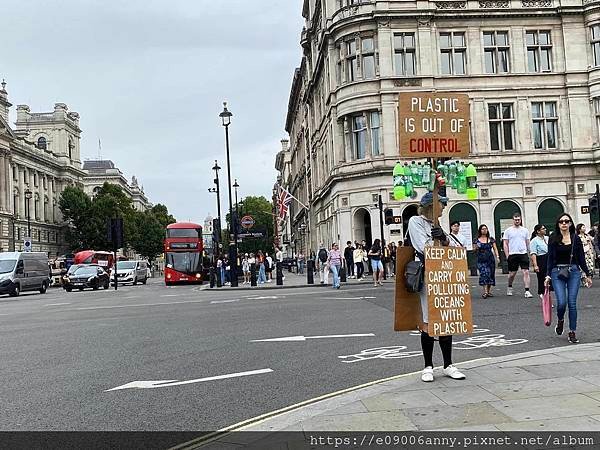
[[251, 333, 376, 342], [70, 299, 208, 311], [44, 303, 71, 306], [160, 294, 180, 297], [106, 368, 273, 392], [211, 299, 240, 304]]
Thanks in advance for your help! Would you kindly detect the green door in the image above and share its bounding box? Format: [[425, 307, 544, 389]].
[[494, 200, 522, 255], [449, 202, 478, 243], [537, 199, 564, 232]]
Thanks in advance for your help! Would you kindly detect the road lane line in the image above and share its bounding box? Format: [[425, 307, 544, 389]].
[[211, 299, 240, 304], [44, 303, 72, 306], [160, 294, 181, 297], [69, 299, 209, 311]]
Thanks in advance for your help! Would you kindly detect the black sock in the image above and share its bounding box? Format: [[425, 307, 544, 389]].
[[420, 331, 434, 368], [525, 288, 530, 291], [508, 284, 513, 287], [439, 335, 453, 368]]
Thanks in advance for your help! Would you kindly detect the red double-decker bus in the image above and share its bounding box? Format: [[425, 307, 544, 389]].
[[164, 222, 204, 285]]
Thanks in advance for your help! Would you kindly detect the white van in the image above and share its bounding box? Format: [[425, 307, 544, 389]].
[[111, 260, 148, 285], [0, 252, 50, 297]]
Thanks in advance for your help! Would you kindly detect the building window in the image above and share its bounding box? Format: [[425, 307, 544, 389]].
[[594, 98, 600, 139], [37, 137, 47, 150], [532, 101, 558, 149], [526, 30, 552, 72], [34, 173, 38, 187], [370, 111, 381, 156], [339, 35, 378, 83], [483, 31, 509, 74], [362, 37, 375, 78], [488, 103, 515, 151], [346, 40, 358, 81], [440, 32, 466, 75], [352, 115, 367, 159], [394, 33, 416, 76], [592, 25, 600, 67]]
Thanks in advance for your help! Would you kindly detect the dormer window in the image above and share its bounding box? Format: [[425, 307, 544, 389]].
[[37, 137, 47, 150]]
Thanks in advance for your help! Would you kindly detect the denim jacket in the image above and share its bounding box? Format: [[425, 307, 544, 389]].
[[546, 234, 591, 277]]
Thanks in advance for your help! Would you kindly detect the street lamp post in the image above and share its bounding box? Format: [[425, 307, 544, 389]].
[[233, 179, 240, 219], [219, 102, 238, 287], [24, 188, 32, 238], [208, 160, 222, 255]]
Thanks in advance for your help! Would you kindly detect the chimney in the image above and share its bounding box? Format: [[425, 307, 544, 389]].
[[0, 79, 12, 123]]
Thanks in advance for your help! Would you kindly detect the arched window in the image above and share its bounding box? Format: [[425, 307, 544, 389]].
[[68, 139, 74, 159], [537, 198, 564, 232], [37, 137, 47, 150], [493, 200, 522, 250], [449, 202, 479, 248]]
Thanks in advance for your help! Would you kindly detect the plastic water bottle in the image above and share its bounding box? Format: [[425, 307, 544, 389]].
[[448, 161, 457, 189], [416, 162, 424, 186], [466, 163, 478, 199], [405, 176, 413, 197], [457, 161, 467, 194], [422, 161, 431, 185], [410, 161, 418, 185], [393, 162, 406, 200]]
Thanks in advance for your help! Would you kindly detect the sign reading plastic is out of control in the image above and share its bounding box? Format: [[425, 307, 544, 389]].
[[398, 92, 470, 158]]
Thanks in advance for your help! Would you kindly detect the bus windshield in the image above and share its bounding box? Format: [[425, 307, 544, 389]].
[[167, 228, 201, 238], [0, 260, 16, 274], [166, 252, 201, 275]]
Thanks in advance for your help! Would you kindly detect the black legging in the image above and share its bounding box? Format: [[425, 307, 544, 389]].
[[535, 254, 548, 296], [355, 262, 364, 279], [421, 331, 453, 368]]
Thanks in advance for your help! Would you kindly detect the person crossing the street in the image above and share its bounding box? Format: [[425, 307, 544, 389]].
[[503, 213, 532, 298], [317, 243, 329, 285]]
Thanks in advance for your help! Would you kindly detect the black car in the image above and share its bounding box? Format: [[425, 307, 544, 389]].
[[63, 265, 110, 292]]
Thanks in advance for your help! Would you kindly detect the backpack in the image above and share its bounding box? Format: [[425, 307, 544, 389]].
[[318, 248, 328, 263]]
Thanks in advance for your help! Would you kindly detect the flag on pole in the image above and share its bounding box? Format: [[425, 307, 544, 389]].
[[277, 186, 294, 221]]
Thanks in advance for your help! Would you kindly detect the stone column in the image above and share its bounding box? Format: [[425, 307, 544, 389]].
[[39, 173, 46, 223], [48, 176, 54, 223], [0, 152, 6, 211], [18, 166, 25, 218]]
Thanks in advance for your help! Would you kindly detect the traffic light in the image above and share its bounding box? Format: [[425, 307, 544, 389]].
[[590, 194, 599, 220], [212, 218, 221, 243], [384, 208, 394, 225]]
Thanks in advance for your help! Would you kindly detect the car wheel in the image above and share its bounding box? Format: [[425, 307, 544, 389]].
[[39, 281, 48, 294], [133, 277, 138, 285], [65, 287, 72, 292], [142, 277, 147, 285], [10, 284, 20, 297]]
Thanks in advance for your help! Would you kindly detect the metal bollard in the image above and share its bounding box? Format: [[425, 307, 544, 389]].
[[216, 266, 222, 288], [250, 263, 257, 286], [209, 267, 215, 288], [307, 260, 314, 284], [340, 266, 347, 282], [276, 262, 283, 285]]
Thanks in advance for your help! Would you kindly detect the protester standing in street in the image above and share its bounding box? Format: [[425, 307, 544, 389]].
[[407, 192, 466, 382], [474, 224, 499, 298], [344, 241, 355, 279], [317, 243, 329, 285], [503, 213, 532, 298], [546, 213, 592, 344], [353, 244, 365, 280], [576, 224, 595, 279], [530, 224, 549, 300], [328, 243, 342, 289], [369, 239, 384, 287]]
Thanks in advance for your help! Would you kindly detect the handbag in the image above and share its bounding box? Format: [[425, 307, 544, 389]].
[[556, 236, 575, 282], [542, 285, 552, 326], [404, 260, 423, 293]]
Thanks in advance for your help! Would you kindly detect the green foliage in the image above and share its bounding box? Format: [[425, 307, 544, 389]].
[[58, 183, 176, 260], [223, 195, 274, 255]]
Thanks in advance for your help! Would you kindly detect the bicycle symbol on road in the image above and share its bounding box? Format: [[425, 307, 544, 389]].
[[338, 346, 422, 364]]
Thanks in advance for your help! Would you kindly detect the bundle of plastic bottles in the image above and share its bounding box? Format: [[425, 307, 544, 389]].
[[393, 160, 478, 201]]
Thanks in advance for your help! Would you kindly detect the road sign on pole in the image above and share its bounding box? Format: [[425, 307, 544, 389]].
[[240, 215, 255, 229], [23, 237, 32, 252]]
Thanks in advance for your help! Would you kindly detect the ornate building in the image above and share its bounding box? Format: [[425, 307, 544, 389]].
[[82, 160, 150, 212], [279, 0, 600, 256], [0, 82, 85, 254]]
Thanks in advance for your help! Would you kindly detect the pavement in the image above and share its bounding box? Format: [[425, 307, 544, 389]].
[[193, 344, 600, 448]]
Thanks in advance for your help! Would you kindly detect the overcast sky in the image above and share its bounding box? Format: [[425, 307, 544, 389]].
[[2, 0, 304, 224]]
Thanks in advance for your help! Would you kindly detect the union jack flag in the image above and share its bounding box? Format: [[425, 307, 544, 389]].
[[277, 186, 294, 220]]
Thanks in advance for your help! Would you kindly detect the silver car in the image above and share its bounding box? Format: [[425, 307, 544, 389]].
[[111, 260, 148, 285]]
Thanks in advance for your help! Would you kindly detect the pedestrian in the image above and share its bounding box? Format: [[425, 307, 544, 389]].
[[265, 252, 273, 282], [328, 243, 342, 289], [353, 244, 365, 280], [317, 243, 329, 285], [546, 213, 593, 344], [576, 223, 595, 279], [275, 247, 285, 280], [298, 252, 305, 274], [407, 191, 466, 382], [474, 224, 499, 298], [344, 241, 355, 279], [224, 257, 231, 285], [217, 255, 225, 286], [242, 253, 250, 284], [503, 213, 533, 298], [369, 238, 384, 287], [448, 220, 468, 248], [387, 242, 397, 277], [256, 250, 266, 284], [363, 239, 373, 275], [529, 224, 549, 300]]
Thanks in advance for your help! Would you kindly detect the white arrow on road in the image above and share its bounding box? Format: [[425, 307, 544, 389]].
[[105, 368, 273, 392], [250, 333, 375, 342]]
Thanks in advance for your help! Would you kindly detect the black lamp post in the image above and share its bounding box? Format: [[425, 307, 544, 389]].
[[24, 188, 32, 238], [233, 179, 240, 219], [208, 160, 222, 259], [219, 102, 238, 287]]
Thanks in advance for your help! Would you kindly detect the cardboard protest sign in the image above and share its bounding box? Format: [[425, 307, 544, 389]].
[[394, 246, 425, 332], [398, 92, 470, 157], [425, 246, 473, 336]]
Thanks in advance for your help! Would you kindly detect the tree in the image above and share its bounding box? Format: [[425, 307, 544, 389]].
[[58, 186, 93, 250], [225, 196, 274, 254], [128, 204, 176, 261], [87, 182, 136, 249]]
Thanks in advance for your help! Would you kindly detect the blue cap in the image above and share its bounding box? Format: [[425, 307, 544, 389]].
[[420, 192, 449, 207]]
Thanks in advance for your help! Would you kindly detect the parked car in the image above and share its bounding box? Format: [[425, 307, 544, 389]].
[[0, 252, 50, 297], [63, 264, 110, 292], [110, 260, 148, 285]]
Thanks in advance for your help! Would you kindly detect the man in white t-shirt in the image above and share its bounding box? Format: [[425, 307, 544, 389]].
[[448, 221, 468, 248], [502, 213, 532, 298]]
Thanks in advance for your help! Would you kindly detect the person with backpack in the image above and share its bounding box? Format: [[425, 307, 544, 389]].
[[407, 191, 466, 383], [317, 243, 329, 285]]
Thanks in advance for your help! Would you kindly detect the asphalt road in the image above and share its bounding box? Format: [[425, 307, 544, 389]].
[[0, 274, 598, 432]]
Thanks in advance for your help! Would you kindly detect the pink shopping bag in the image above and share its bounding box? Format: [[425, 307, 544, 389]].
[[542, 286, 552, 327]]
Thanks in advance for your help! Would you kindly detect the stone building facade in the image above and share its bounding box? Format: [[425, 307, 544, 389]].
[[0, 82, 85, 254], [279, 0, 600, 256]]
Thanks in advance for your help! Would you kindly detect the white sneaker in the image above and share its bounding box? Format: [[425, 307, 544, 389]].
[[524, 291, 533, 298], [507, 287, 513, 296], [421, 367, 434, 382], [443, 365, 466, 380]]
